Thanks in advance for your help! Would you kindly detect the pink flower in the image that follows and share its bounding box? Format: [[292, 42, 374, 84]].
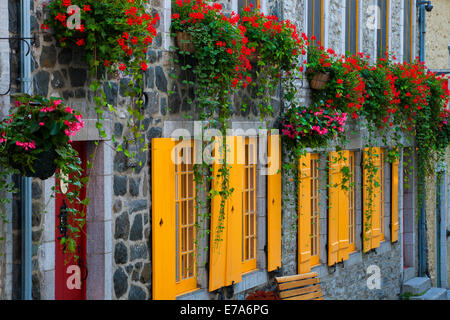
[[15, 140, 36, 151], [0, 131, 6, 143], [39, 122, 45, 126]]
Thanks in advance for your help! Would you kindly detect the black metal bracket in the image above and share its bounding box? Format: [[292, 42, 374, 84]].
[[0, 35, 36, 96], [225, 281, 234, 299]]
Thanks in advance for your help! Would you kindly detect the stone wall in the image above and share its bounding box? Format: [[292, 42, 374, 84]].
[[425, 0, 450, 70], [422, 0, 450, 288], [4, 0, 412, 300]]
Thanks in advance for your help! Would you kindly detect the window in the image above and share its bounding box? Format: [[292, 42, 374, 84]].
[[242, 137, 257, 273], [345, 0, 359, 55], [238, 0, 260, 11], [403, 0, 413, 62], [348, 151, 356, 252], [307, 0, 324, 45], [174, 143, 197, 294], [310, 154, 320, 266], [377, 0, 389, 57]]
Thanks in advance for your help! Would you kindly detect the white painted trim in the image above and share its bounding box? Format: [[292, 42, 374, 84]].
[[39, 177, 56, 300], [373, 0, 379, 63], [304, 0, 309, 39], [388, 0, 392, 53], [231, 0, 238, 14], [437, 162, 448, 288], [400, 0, 405, 62], [103, 141, 114, 300], [260, 0, 268, 15], [323, 0, 329, 48], [411, 0, 417, 61], [341, 0, 347, 55], [358, 0, 363, 54], [3, 177, 13, 300]]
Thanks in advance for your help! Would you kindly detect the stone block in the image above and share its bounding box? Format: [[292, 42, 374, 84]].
[[403, 277, 431, 295], [409, 287, 447, 300]]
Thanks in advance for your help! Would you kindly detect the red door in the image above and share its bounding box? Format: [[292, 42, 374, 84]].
[[55, 141, 87, 300]]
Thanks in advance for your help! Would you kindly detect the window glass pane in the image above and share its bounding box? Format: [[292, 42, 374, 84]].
[[308, 0, 323, 44], [377, 0, 389, 57], [175, 142, 196, 285], [404, 0, 412, 62]]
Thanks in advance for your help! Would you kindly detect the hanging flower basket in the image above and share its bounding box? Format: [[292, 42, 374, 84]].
[[307, 69, 331, 90], [0, 94, 84, 180], [10, 149, 58, 180], [176, 31, 196, 54]]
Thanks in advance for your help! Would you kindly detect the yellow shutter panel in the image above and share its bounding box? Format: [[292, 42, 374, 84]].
[[152, 138, 177, 300], [209, 136, 229, 292], [371, 147, 383, 249], [338, 151, 350, 262], [391, 157, 399, 242], [328, 152, 340, 266], [225, 136, 242, 286], [362, 147, 373, 252], [209, 136, 243, 291], [362, 147, 382, 252], [267, 134, 282, 271], [298, 153, 312, 273]]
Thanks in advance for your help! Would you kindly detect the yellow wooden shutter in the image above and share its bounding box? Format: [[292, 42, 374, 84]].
[[371, 148, 383, 249], [362, 147, 382, 252], [298, 153, 312, 273], [391, 157, 399, 242], [209, 136, 228, 292], [338, 151, 350, 262], [225, 136, 243, 286], [328, 151, 351, 264], [267, 134, 281, 271], [328, 152, 340, 266], [209, 136, 243, 291], [152, 138, 176, 300]]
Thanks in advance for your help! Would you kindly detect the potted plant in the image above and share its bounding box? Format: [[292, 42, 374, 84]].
[[305, 43, 333, 90], [239, 6, 303, 72], [43, 0, 158, 75], [43, 0, 159, 156], [245, 290, 280, 300], [0, 94, 84, 180]]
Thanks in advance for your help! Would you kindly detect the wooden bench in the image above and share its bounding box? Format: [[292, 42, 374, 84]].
[[275, 272, 324, 300]]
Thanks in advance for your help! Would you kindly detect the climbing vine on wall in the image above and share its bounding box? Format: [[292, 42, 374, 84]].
[[34, 0, 160, 257], [281, 36, 450, 245], [170, 1, 304, 262]]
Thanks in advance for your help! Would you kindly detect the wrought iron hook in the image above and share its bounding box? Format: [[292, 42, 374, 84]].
[[0, 35, 36, 96]]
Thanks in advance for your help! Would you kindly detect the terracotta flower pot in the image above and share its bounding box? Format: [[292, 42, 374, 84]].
[[176, 31, 196, 54], [11, 149, 58, 180], [248, 47, 261, 63], [307, 70, 331, 90]]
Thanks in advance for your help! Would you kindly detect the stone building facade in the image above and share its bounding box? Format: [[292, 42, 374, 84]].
[[0, 0, 435, 300], [422, 0, 450, 290]]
